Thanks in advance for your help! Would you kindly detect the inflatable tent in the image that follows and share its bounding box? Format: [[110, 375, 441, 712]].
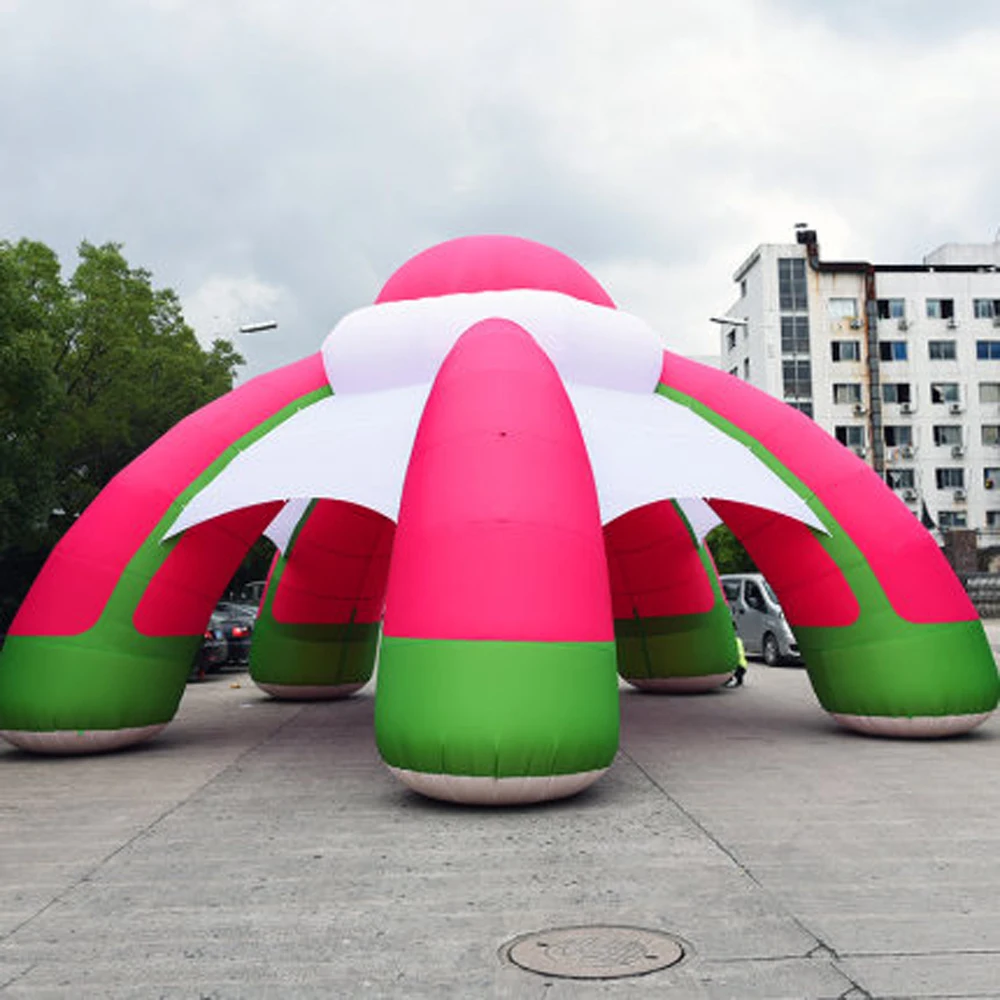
[[1, 236, 997, 805]]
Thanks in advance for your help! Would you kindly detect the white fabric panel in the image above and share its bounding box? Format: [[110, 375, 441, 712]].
[[163, 385, 431, 539], [675, 498, 722, 543], [388, 766, 607, 805], [832, 712, 991, 737], [567, 386, 827, 532], [322, 289, 663, 395], [263, 497, 311, 554], [0, 724, 167, 754]]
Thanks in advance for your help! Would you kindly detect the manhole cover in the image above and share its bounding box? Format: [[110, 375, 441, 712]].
[[504, 925, 685, 980]]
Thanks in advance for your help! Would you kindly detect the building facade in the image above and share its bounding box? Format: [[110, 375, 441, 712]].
[[718, 229, 1000, 546]]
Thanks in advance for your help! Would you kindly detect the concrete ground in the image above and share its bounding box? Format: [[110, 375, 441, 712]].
[[2, 629, 1000, 999]]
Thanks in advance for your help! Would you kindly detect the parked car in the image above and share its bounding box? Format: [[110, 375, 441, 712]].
[[214, 600, 257, 665], [719, 573, 801, 666], [189, 612, 229, 680]]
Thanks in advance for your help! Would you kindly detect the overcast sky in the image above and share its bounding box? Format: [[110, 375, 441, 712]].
[[3, 0, 1000, 379]]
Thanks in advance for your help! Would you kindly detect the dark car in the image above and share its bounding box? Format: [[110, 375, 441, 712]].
[[189, 612, 229, 680], [214, 601, 257, 665]]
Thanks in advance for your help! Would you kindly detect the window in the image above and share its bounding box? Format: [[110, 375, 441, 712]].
[[835, 426, 865, 448], [930, 382, 959, 404], [831, 340, 861, 362], [833, 382, 862, 405], [722, 580, 740, 601], [933, 425, 963, 446], [879, 341, 908, 361], [780, 315, 810, 353], [788, 400, 814, 418], [884, 425, 913, 447], [882, 382, 912, 404], [778, 258, 807, 311], [983, 425, 1000, 446], [980, 382, 1000, 403], [743, 358, 751, 380], [726, 329, 736, 351], [877, 298, 905, 319], [928, 340, 957, 360], [935, 468, 965, 489], [887, 468, 915, 489], [926, 298, 955, 319], [828, 297, 858, 320], [744, 580, 767, 611], [985, 468, 1000, 490], [987, 510, 1000, 528], [976, 340, 1000, 359], [782, 359, 811, 398], [973, 298, 1000, 318], [939, 511, 968, 529]]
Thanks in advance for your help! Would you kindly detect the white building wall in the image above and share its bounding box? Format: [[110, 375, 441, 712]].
[[812, 268, 866, 436], [718, 238, 1000, 546]]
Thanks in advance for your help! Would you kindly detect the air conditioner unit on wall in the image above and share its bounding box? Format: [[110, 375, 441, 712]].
[[951, 444, 966, 458], [947, 317, 958, 329], [900, 402, 915, 414], [897, 318, 910, 331], [852, 445, 867, 458], [948, 402, 964, 414], [953, 488, 967, 501], [902, 488, 918, 502], [849, 318, 863, 329], [853, 402, 867, 416], [900, 445, 915, 459], [993, 315, 1000, 327]]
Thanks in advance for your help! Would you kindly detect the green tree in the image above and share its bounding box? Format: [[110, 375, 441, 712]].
[[0, 240, 67, 559], [0, 239, 243, 631], [706, 523, 756, 574]]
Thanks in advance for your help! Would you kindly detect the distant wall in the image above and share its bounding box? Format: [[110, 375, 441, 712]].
[[963, 574, 1000, 618]]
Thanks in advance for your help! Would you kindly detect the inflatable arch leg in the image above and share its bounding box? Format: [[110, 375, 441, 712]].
[[604, 500, 738, 692], [658, 352, 1000, 737], [250, 500, 394, 700], [375, 319, 619, 804], [0, 356, 331, 753]]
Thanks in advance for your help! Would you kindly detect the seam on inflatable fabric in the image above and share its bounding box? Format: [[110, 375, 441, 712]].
[[671, 500, 700, 548], [670, 499, 727, 603], [159, 386, 332, 542], [655, 382, 887, 622], [282, 498, 320, 560], [103, 385, 332, 634]]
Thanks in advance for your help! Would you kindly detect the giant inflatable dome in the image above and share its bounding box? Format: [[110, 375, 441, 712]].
[[1, 236, 996, 805]]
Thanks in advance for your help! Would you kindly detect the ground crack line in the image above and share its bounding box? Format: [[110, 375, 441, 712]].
[[0, 963, 36, 991], [619, 747, 843, 964]]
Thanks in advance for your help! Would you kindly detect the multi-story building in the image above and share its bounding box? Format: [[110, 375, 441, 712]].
[[717, 228, 1000, 546]]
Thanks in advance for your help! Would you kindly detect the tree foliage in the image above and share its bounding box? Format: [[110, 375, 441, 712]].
[[0, 239, 243, 630], [706, 523, 756, 575]]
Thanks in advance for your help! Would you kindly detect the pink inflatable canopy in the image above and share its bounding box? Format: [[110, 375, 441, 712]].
[[0, 236, 996, 807]]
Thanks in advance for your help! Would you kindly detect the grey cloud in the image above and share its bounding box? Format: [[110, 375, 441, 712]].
[[766, 0, 1000, 42], [3, 0, 1000, 381]]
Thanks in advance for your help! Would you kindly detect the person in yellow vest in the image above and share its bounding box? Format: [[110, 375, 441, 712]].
[[726, 637, 748, 687]]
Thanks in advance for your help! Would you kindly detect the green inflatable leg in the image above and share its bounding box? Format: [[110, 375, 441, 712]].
[[249, 500, 393, 701], [605, 501, 739, 692]]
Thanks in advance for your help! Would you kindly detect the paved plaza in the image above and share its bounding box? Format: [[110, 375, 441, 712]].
[[2, 630, 1000, 999]]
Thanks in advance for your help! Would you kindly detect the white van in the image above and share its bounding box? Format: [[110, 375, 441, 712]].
[[719, 573, 801, 666]]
